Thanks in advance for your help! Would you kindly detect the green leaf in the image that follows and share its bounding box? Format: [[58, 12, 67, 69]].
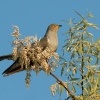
[[61, 62, 67, 76]]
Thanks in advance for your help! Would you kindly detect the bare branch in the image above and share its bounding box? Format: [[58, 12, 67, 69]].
[[50, 72, 76, 99]]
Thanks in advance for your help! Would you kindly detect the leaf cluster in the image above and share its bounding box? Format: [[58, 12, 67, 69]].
[[51, 12, 100, 99]]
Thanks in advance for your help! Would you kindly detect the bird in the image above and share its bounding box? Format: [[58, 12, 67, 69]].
[[0, 24, 62, 76]]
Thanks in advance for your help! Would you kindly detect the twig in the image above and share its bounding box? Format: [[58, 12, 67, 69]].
[[50, 72, 76, 99], [81, 34, 84, 95]]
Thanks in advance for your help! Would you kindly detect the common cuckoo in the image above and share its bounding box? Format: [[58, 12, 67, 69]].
[[0, 24, 62, 76]]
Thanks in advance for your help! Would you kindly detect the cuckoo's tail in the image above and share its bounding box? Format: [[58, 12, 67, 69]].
[[0, 54, 13, 61]]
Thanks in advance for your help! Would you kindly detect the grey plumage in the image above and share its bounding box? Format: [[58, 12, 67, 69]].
[[0, 24, 61, 76]]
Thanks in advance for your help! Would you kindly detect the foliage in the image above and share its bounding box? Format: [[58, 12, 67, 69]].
[[51, 12, 100, 100]]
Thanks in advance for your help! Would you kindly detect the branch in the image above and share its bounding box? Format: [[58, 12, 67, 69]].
[[50, 72, 76, 99]]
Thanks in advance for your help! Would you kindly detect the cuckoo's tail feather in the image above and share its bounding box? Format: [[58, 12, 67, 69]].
[[0, 54, 13, 61]]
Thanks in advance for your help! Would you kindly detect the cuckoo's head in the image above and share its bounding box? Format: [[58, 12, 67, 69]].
[[47, 24, 62, 33]]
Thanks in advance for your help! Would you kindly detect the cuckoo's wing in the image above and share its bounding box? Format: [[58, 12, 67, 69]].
[[2, 58, 35, 76], [39, 36, 48, 50], [2, 58, 25, 76]]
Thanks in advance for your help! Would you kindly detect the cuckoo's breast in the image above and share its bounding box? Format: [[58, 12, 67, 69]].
[[47, 34, 58, 52]]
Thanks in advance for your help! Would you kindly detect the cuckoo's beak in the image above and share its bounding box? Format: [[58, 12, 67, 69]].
[[59, 25, 62, 27]]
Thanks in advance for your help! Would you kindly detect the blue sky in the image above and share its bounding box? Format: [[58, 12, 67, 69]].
[[0, 0, 100, 100]]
